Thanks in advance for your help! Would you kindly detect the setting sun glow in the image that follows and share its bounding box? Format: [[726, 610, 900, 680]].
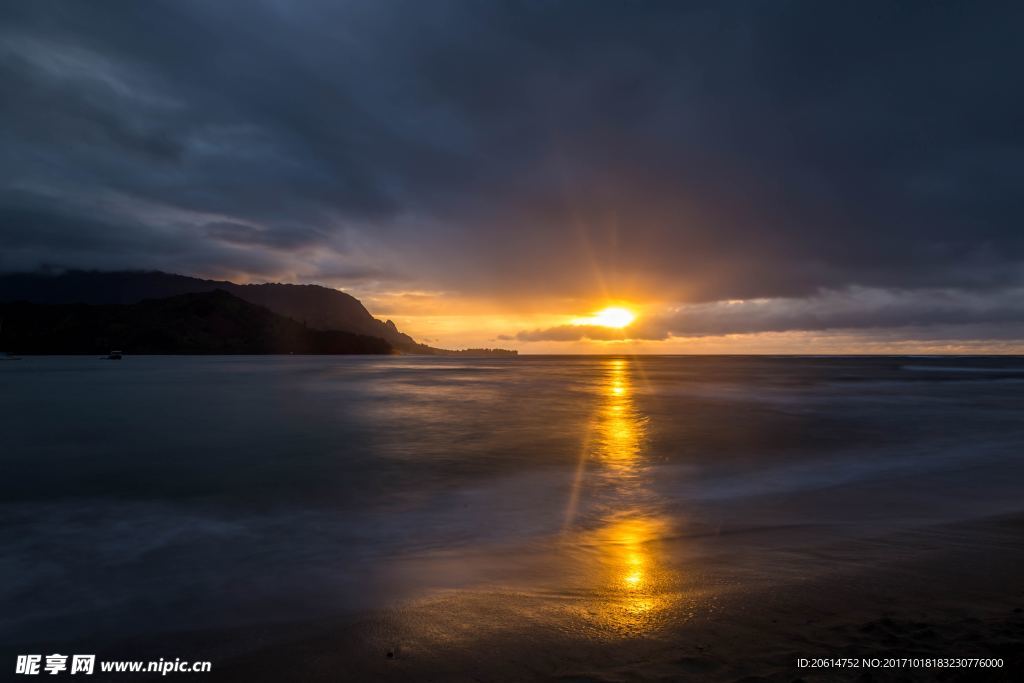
[[574, 306, 636, 328]]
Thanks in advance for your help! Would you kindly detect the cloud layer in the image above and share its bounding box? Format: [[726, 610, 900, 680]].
[[2, 1, 1023, 343], [513, 288, 1024, 341]]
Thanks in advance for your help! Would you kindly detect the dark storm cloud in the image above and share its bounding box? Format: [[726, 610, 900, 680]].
[[2, 0, 1024, 323], [203, 221, 324, 250]]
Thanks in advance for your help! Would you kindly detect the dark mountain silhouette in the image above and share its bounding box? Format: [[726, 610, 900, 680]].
[[0, 270, 437, 351], [0, 290, 392, 355], [0, 270, 517, 355]]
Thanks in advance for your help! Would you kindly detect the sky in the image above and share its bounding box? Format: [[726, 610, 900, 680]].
[[2, 0, 1023, 353]]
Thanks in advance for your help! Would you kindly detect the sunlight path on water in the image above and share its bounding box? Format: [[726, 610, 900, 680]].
[[561, 358, 682, 637]]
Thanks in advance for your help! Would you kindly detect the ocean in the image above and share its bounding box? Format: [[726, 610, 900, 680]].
[[3, 355, 1024, 648]]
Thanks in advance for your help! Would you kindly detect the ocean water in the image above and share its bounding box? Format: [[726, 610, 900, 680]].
[[2, 355, 1023, 646]]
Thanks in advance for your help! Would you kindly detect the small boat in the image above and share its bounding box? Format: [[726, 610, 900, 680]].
[[107, 350, 123, 360]]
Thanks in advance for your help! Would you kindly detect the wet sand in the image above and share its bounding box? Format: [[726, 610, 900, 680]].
[[98, 511, 1022, 682]]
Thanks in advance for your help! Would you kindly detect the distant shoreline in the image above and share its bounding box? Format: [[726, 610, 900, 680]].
[[8, 353, 1024, 358]]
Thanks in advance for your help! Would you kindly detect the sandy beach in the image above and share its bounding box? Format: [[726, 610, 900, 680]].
[[95, 512, 1023, 682]]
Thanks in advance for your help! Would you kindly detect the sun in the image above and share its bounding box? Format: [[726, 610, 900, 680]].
[[592, 307, 636, 328], [573, 306, 636, 328]]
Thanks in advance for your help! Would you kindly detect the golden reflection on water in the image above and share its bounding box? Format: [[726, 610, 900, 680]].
[[570, 358, 679, 637], [386, 358, 686, 650], [594, 358, 644, 473]]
